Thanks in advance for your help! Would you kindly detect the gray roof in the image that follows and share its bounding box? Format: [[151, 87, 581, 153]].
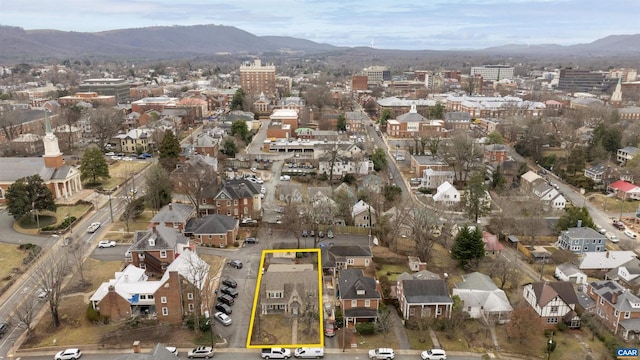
[[585, 164, 607, 174], [260, 267, 318, 305], [396, 109, 426, 123], [216, 179, 260, 199], [322, 246, 372, 268], [130, 225, 189, 252], [444, 112, 471, 122], [151, 203, 195, 224], [455, 272, 499, 291], [112, 343, 177, 360], [337, 269, 380, 300], [562, 227, 606, 240], [411, 155, 447, 166], [396, 270, 440, 282], [589, 280, 640, 312], [529, 281, 579, 307], [184, 214, 238, 235], [484, 144, 508, 151], [0, 158, 76, 182], [556, 263, 584, 277], [402, 279, 453, 304]]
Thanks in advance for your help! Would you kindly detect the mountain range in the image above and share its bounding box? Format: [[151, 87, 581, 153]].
[[0, 24, 639, 61]]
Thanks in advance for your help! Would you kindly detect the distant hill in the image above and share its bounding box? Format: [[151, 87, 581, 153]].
[[0, 24, 638, 61]]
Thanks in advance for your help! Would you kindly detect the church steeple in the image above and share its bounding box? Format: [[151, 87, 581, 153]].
[[611, 77, 623, 108], [42, 111, 64, 169]]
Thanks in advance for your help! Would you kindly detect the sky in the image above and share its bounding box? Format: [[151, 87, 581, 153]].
[[1, 0, 640, 50]]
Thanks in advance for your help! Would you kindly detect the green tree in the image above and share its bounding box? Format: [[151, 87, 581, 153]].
[[428, 102, 445, 119], [451, 225, 485, 270], [230, 120, 249, 142], [6, 175, 57, 222], [79, 147, 110, 184], [158, 130, 181, 171], [371, 148, 388, 171], [464, 172, 491, 223], [556, 206, 595, 232], [337, 114, 347, 131], [144, 164, 173, 214], [379, 109, 392, 126], [230, 88, 246, 110], [491, 165, 507, 191], [486, 131, 504, 145], [222, 137, 238, 158]]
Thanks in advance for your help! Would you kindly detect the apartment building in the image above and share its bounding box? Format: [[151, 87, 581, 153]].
[[240, 59, 276, 97]]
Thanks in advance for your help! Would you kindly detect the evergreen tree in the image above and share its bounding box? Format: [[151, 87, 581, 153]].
[[6, 175, 57, 221], [222, 137, 238, 158], [79, 147, 110, 184], [370, 148, 388, 171], [464, 172, 491, 223], [451, 225, 485, 270], [379, 109, 392, 125], [491, 165, 507, 191], [158, 130, 181, 171], [230, 88, 246, 110], [230, 120, 249, 142], [556, 206, 595, 232], [337, 115, 347, 131]]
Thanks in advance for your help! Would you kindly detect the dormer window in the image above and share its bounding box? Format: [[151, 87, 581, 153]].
[[357, 289, 365, 295], [149, 237, 155, 246]]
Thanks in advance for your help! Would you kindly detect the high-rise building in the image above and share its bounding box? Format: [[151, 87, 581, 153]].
[[79, 78, 131, 104], [239, 59, 276, 97], [362, 66, 391, 85], [557, 68, 610, 93], [470, 65, 514, 81]]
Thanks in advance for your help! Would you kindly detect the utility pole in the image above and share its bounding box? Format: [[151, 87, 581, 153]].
[[108, 194, 114, 222]]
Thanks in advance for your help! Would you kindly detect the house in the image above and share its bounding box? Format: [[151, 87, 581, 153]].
[[125, 225, 191, 273], [171, 156, 219, 214], [193, 132, 220, 158], [398, 279, 453, 320], [90, 250, 211, 324], [618, 146, 640, 165], [539, 188, 567, 210], [183, 214, 239, 247], [520, 171, 543, 193], [321, 245, 373, 277], [557, 227, 607, 254], [608, 180, 640, 200], [605, 258, 640, 295], [522, 281, 581, 328], [483, 144, 509, 165], [420, 168, 455, 190], [337, 269, 381, 325], [587, 280, 640, 340], [259, 264, 318, 315], [482, 231, 504, 256], [114, 128, 152, 154], [584, 164, 607, 183], [432, 181, 460, 206], [394, 271, 440, 299], [555, 263, 588, 285], [317, 154, 373, 177], [150, 203, 196, 232], [580, 251, 638, 273], [410, 155, 450, 178], [453, 272, 513, 324], [214, 179, 262, 220], [352, 200, 376, 227]]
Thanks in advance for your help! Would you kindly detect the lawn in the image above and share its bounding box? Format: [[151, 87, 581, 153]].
[[588, 193, 638, 215], [377, 264, 409, 282], [0, 243, 29, 291], [100, 161, 149, 191], [12, 204, 92, 235], [353, 331, 399, 350], [108, 210, 154, 235], [250, 314, 293, 345], [405, 328, 434, 350]]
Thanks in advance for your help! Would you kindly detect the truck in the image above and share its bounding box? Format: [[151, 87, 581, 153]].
[[261, 348, 291, 359]]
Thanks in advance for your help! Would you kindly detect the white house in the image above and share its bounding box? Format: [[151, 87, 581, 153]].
[[318, 156, 373, 176], [433, 181, 460, 206], [453, 272, 513, 324], [522, 281, 580, 328], [421, 168, 455, 190], [352, 200, 376, 227]]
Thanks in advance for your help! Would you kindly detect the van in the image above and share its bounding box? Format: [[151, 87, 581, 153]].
[[606, 233, 620, 243], [294, 347, 324, 359], [624, 229, 638, 239]]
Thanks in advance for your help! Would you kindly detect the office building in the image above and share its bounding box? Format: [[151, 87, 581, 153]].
[[239, 59, 276, 97], [79, 78, 131, 104], [470, 65, 514, 81], [557, 69, 609, 93], [362, 66, 391, 85]]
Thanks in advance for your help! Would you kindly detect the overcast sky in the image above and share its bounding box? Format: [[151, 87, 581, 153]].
[[1, 0, 639, 50]]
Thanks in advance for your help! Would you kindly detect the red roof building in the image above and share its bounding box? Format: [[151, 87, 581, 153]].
[[608, 180, 640, 200], [483, 231, 504, 256]]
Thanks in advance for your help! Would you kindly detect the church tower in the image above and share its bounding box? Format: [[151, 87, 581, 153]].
[[42, 111, 64, 169], [611, 77, 623, 108]]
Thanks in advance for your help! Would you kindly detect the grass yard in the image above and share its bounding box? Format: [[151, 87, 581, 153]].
[[353, 331, 399, 350], [377, 264, 409, 282], [588, 193, 638, 215], [250, 314, 293, 345], [100, 161, 149, 191], [405, 328, 434, 350], [108, 210, 154, 234], [13, 204, 92, 235], [72, 258, 125, 290], [0, 243, 29, 290]]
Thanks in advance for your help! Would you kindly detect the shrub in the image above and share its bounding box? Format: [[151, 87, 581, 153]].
[[355, 322, 376, 335], [86, 304, 109, 324], [556, 322, 568, 332]]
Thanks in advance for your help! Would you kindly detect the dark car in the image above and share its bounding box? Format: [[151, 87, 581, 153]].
[[221, 286, 239, 298], [324, 322, 335, 337], [222, 278, 237, 288], [614, 222, 625, 230], [228, 260, 243, 269], [215, 302, 232, 315], [0, 322, 8, 338], [218, 294, 235, 306]]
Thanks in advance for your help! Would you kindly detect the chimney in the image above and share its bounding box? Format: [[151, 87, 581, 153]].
[[152, 225, 157, 234], [612, 292, 618, 304], [577, 220, 582, 228], [168, 203, 173, 211], [606, 251, 610, 258]]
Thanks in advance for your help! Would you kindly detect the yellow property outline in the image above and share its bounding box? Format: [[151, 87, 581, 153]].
[[246, 248, 324, 348]]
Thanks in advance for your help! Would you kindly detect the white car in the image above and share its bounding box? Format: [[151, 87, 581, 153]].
[[37, 288, 51, 301], [294, 347, 324, 358], [98, 240, 116, 248], [55, 348, 82, 360], [187, 346, 214, 358], [368, 348, 395, 360], [250, 167, 258, 173], [86, 222, 101, 233], [421, 349, 447, 360], [165, 346, 178, 356], [214, 311, 232, 326], [255, 178, 264, 184]]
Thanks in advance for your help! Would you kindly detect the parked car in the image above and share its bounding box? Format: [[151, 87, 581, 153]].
[[86, 222, 101, 233], [244, 237, 258, 244], [294, 347, 324, 359], [165, 347, 178, 356], [105, 152, 116, 156], [215, 302, 232, 315], [421, 349, 447, 360], [324, 322, 335, 337], [221, 286, 239, 298], [187, 346, 214, 359], [606, 233, 620, 243], [222, 278, 237, 288], [310, 230, 315, 237], [318, 231, 325, 238], [218, 294, 235, 306], [214, 311, 232, 326], [98, 240, 116, 248], [0, 322, 9, 338], [302, 230, 308, 237], [614, 222, 625, 230], [55, 348, 82, 360], [326, 230, 334, 239], [261, 348, 291, 359], [228, 259, 243, 269], [250, 167, 258, 173], [37, 288, 50, 301], [625, 229, 638, 239], [368, 348, 395, 360]]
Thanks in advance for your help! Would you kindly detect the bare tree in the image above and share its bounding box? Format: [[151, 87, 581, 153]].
[[0, 109, 25, 141], [282, 198, 303, 248], [407, 208, 442, 263], [35, 254, 69, 327], [90, 107, 123, 151], [174, 160, 219, 219], [144, 163, 173, 215], [440, 131, 482, 185], [507, 304, 544, 344], [68, 240, 88, 287], [60, 106, 82, 150], [305, 195, 338, 247], [183, 250, 211, 336], [14, 297, 40, 336], [487, 255, 523, 290], [376, 306, 393, 334], [374, 202, 411, 252]]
